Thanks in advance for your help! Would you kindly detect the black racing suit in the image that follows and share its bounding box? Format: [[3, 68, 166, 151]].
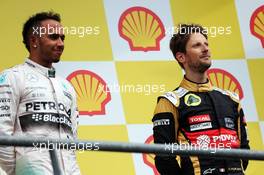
[[152, 77, 250, 175]]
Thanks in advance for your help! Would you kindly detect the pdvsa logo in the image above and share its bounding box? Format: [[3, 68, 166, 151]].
[[250, 5, 264, 47], [207, 68, 244, 100], [118, 6, 165, 52], [142, 135, 159, 175], [67, 70, 111, 116]]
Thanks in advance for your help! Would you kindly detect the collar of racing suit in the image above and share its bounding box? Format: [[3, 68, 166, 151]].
[[180, 76, 213, 92], [25, 58, 56, 78]]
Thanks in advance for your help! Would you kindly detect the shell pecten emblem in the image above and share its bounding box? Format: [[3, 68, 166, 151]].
[[118, 6, 165, 52], [142, 135, 159, 175], [207, 68, 244, 100], [250, 5, 264, 47], [66, 70, 111, 116]]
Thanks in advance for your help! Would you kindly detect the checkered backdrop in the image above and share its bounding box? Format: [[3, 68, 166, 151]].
[[1, 0, 263, 174]]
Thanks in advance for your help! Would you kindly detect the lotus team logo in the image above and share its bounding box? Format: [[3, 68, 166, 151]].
[[66, 70, 111, 116], [207, 68, 244, 100], [184, 94, 201, 107], [142, 135, 159, 175], [250, 5, 264, 47], [118, 6, 165, 52]]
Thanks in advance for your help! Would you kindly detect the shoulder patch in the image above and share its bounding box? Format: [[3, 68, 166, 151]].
[[175, 87, 188, 98], [226, 90, 240, 102], [213, 87, 240, 102], [160, 87, 188, 107]]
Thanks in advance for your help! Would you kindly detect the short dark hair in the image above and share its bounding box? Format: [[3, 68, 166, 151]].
[[22, 11, 61, 51], [170, 24, 207, 69]]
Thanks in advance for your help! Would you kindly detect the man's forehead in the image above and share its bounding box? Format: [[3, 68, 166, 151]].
[[40, 19, 64, 34], [189, 33, 207, 42]]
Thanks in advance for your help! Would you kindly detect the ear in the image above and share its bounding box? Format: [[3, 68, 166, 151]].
[[175, 52, 185, 64], [29, 34, 38, 49]]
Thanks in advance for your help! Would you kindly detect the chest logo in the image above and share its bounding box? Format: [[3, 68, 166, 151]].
[[0, 74, 7, 84], [184, 94, 201, 106]]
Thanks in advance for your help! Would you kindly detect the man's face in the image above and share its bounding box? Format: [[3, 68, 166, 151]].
[[34, 19, 65, 66], [183, 33, 211, 73]]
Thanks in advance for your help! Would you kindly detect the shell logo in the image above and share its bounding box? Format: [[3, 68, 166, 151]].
[[250, 5, 264, 47], [142, 135, 159, 175], [118, 6, 165, 52], [66, 70, 111, 116], [207, 68, 244, 100]]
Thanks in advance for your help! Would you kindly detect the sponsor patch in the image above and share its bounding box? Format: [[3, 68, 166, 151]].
[[162, 92, 178, 105], [203, 168, 216, 174], [0, 85, 10, 88], [224, 117, 235, 129], [0, 91, 12, 95], [0, 105, 10, 111], [0, 98, 11, 103], [190, 122, 212, 131], [153, 119, 170, 127], [0, 74, 7, 84], [196, 135, 210, 147], [32, 93, 46, 98], [184, 93, 201, 106], [212, 134, 237, 143], [63, 91, 72, 101], [189, 114, 211, 124], [0, 113, 11, 117], [26, 73, 39, 82]]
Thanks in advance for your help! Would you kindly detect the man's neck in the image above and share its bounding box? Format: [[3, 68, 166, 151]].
[[29, 55, 52, 68], [185, 71, 208, 84]]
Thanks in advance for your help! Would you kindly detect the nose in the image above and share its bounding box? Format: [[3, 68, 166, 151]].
[[57, 37, 64, 47], [202, 43, 209, 53]]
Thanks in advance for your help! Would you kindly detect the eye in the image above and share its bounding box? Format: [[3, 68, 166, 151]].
[[193, 42, 201, 47], [49, 34, 59, 40], [48, 34, 65, 41]]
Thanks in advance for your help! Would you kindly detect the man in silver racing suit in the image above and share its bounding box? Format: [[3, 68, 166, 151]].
[[0, 11, 81, 175]]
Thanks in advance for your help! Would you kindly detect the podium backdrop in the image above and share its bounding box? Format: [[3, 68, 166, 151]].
[[0, 0, 263, 174]]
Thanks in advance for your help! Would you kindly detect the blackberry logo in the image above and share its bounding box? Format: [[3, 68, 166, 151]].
[[32, 114, 43, 121], [196, 135, 210, 147]]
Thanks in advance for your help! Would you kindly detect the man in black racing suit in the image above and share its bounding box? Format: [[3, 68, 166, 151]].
[[152, 24, 249, 175]]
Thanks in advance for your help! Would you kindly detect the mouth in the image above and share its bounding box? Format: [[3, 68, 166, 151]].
[[54, 50, 63, 55], [200, 55, 211, 59]]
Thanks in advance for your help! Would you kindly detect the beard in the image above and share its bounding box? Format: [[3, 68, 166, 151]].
[[189, 60, 211, 73]]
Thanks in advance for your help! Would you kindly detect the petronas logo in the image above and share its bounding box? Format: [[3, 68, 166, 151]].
[[184, 94, 201, 106]]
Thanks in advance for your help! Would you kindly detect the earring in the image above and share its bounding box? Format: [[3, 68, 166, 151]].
[[33, 45, 37, 48]]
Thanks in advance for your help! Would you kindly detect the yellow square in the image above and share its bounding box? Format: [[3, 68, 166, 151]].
[[247, 59, 264, 121], [169, 0, 244, 59], [116, 61, 183, 124], [0, 0, 113, 71], [77, 125, 135, 175]]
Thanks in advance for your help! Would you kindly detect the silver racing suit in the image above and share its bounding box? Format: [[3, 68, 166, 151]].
[[0, 59, 81, 175]]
